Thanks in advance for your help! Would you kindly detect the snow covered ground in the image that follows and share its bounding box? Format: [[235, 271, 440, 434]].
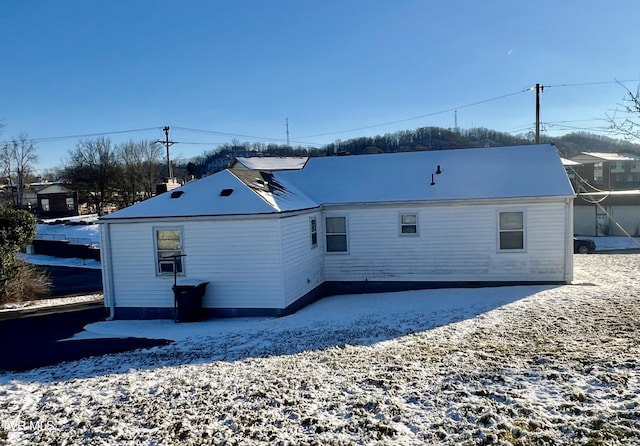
[[1, 253, 639, 444]]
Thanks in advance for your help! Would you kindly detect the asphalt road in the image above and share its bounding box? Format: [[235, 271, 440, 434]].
[[39, 265, 104, 297]]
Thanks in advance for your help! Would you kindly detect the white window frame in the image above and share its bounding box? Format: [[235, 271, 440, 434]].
[[399, 213, 419, 236], [154, 227, 185, 275], [310, 217, 318, 248], [41, 198, 50, 212], [65, 197, 75, 211], [325, 216, 348, 253], [498, 210, 526, 252]]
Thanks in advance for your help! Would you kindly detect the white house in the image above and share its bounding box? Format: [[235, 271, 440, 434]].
[[99, 144, 576, 319]]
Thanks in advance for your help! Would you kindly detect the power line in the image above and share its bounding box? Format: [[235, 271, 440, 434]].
[[0, 127, 161, 145], [545, 79, 640, 89], [296, 88, 533, 139]]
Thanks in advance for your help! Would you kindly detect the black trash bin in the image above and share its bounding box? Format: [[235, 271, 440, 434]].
[[172, 281, 209, 322]]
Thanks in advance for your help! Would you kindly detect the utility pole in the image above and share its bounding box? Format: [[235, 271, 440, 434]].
[[162, 126, 176, 180], [535, 83, 543, 144], [285, 118, 290, 147]]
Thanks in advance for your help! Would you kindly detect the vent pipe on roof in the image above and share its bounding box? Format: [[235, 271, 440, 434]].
[[220, 188, 234, 197], [170, 190, 184, 199]]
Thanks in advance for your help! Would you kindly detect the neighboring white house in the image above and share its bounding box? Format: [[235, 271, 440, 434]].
[[100, 144, 576, 319]]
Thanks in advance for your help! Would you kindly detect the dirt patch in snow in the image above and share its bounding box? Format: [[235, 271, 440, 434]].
[[1, 254, 639, 445]]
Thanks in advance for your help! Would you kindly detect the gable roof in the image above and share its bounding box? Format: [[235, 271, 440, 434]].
[[36, 184, 74, 195], [101, 144, 574, 221]]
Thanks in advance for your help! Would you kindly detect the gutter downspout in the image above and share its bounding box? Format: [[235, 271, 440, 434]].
[[100, 221, 116, 320], [565, 197, 574, 283]]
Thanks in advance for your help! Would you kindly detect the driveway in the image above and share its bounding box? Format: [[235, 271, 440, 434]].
[[0, 303, 171, 372]]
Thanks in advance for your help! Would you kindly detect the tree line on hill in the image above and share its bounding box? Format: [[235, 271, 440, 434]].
[[2, 125, 640, 216], [187, 128, 640, 177]]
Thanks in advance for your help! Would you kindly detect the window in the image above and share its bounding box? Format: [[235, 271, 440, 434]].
[[156, 228, 183, 274], [400, 214, 418, 235], [310, 218, 318, 247], [41, 198, 50, 212], [325, 216, 347, 252], [594, 162, 603, 181], [499, 211, 524, 250], [66, 197, 75, 211]]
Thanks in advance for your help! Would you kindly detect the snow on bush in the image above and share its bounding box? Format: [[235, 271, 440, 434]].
[[1, 254, 639, 445]]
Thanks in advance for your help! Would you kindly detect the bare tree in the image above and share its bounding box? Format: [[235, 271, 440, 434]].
[[0, 134, 38, 208], [117, 140, 163, 207], [65, 137, 119, 215], [607, 82, 640, 142]]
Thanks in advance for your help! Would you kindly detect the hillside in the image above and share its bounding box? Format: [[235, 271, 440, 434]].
[[188, 128, 640, 175]]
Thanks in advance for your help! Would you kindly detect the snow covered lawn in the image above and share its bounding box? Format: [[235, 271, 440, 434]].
[[1, 254, 639, 444]]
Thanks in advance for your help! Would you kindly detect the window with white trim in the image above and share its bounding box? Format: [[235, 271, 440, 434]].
[[65, 197, 75, 211], [310, 218, 318, 247], [499, 211, 524, 250], [155, 228, 184, 274], [400, 213, 418, 235], [325, 216, 348, 252], [41, 198, 50, 212]]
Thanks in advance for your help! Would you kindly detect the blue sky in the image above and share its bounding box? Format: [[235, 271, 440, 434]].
[[1, 0, 639, 171]]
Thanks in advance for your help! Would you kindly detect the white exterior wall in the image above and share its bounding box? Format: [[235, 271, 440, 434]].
[[574, 205, 597, 236], [103, 217, 286, 310], [279, 211, 324, 307], [322, 200, 570, 283]]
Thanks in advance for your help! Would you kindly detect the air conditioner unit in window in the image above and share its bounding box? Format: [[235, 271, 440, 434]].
[[159, 260, 176, 274]]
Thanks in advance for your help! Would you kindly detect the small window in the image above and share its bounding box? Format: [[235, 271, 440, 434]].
[[325, 216, 348, 253], [499, 211, 524, 250], [400, 214, 418, 235], [156, 228, 183, 274], [310, 218, 318, 247], [65, 197, 75, 211], [41, 198, 50, 212]]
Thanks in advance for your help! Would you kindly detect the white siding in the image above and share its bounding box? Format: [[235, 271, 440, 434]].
[[106, 217, 286, 309], [574, 205, 597, 236], [279, 211, 324, 307], [323, 201, 569, 283]]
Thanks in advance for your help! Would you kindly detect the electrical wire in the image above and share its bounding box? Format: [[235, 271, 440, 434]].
[[296, 88, 533, 139], [0, 127, 161, 145]]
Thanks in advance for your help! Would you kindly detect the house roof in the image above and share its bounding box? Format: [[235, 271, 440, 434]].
[[278, 144, 574, 205], [101, 169, 317, 220], [101, 144, 574, 221], [232, 156, 308, 171], [36, 184, 73, 195], [570, 152, 640, 163]]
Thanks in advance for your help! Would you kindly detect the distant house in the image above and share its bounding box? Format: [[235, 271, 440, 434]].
[[232, 156, 308, 171], [36, 184, 79, 218], [574, 190, 640, 236], [99, 144, 575, 320], [569, 152, 640, 191]]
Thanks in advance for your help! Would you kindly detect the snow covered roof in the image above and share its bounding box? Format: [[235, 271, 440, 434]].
[[561, 157, 581, 167], [570, 152, 640, 163], [101, 169, 318, 220], [278, 144, 574, 205], [101, 144, 573, 221], [233, 156, 308, 171]]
